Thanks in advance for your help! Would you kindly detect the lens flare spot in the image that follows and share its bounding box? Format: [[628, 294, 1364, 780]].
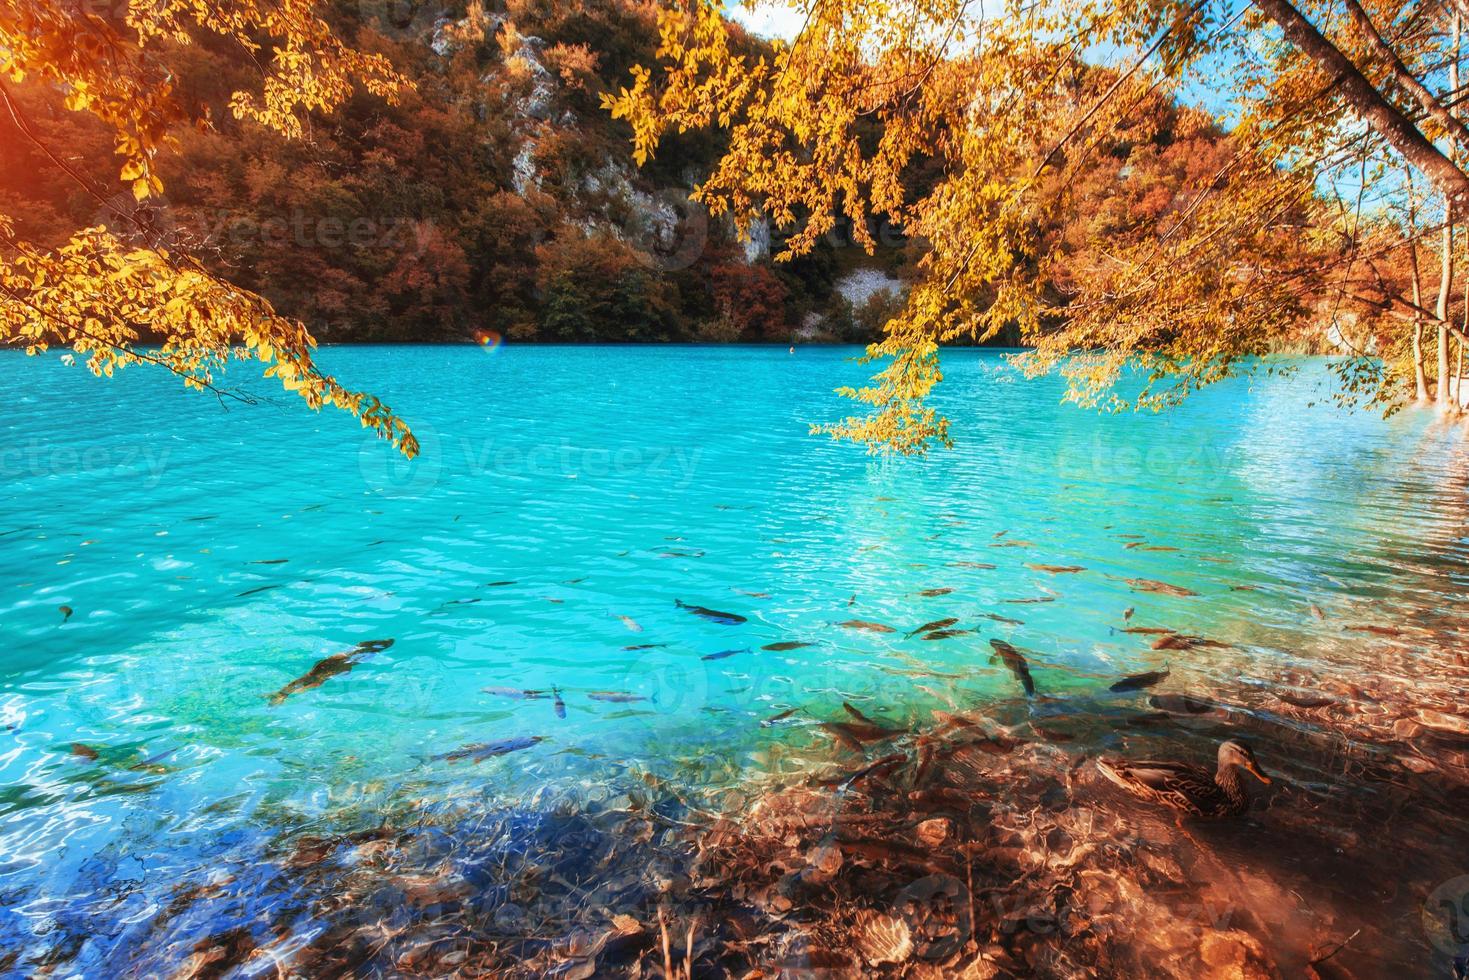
[[473, 330, 503, 353]]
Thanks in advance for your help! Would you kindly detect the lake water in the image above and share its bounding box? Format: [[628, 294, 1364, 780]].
[[2, 346, 1467, 975]]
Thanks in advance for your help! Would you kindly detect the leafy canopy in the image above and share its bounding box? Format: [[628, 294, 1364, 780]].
[[1, 0, 418, 455], [606, 0, 1469, 450]]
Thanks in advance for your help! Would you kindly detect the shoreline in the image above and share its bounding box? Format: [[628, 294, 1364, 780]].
[[14, 651, 1467, 978]]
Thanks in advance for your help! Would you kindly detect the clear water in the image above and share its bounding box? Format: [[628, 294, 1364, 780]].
[[2, 346, 1467, 971]]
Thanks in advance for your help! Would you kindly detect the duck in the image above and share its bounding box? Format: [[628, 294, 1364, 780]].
[[1097, 739, 1271, 817]]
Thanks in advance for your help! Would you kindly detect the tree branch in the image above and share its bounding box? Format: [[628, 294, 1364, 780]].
[[1251, 0, 1469, 200], [1340, 0, 1469, 151]]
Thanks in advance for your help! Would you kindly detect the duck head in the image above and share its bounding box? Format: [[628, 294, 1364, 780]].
[[1219, 739, 1271, 784]]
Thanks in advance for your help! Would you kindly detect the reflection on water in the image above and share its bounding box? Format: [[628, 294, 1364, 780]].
[[0, 347, 1467, 975]]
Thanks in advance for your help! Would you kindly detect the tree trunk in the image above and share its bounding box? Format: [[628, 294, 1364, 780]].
[[1440, 15, 1462, 410], [1341, 0, 1469, 152], [1456, 338, 1465, 407], [1437, 211, 1453, 408], [1409, 173, 1431, 401], [1414, 320, 1429, 400], [1251, 0, 1469, 202]]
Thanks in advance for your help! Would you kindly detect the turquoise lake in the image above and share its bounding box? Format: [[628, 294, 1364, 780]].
[[2, 345, 1467, 970]]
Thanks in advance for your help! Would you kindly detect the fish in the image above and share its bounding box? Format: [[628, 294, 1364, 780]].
[[839, 619, 896, 633], [1005, 596, 1056, 604], [485, 580, 516, 587], [587, 691, 650, 703], [1121, 626, 1175, 635], [128, 747, 179, 772], [908, 617, 959, 636], [1138, 546, 1179, 552], [843, 702, 887, 727], [983, 613, 1024, 625], [991, 540, 1035, 548], [268, 652, 358, 705], [994, 529, 1009, 538], [701, 648, 749, 661], [947, 561, 997, 569], [1274, 689, 1336, 709], [1026, 564, 1085, 574], [1344, 624, 1403, 637], [733, 588, 771, 598], [483, 687, 545, 700], [675, 599, 747, 625], [435, 735, 544, 763], [821, 720, 898, 744], [761, 707, 800, 727], [237, 584, 281, 597], [354, 639, 395, 654], [70, 743, 99, 760], [921, 629, 970, 640], [623, 643, 668, 651], [1123, 607, 1135, 620], [818, 752, 907, 790], [763, 641, 811, 651], [251, 559, 289, 565], [552, 686, 566, 719], [1309, 604, 1325, 620], [1126, 578, 1198, 597], [821, 722, 863, 750], [1109, 666, 1171, 692], [890, 654, 963, 678], [58, 605, 73, 622], [659, 550, 705, 558], [1229, 584, 1258, 592], [930, 709, 982, 732], [1148, 693, 1223, 714], [619, 615, 643, 633], [917, 588, 954, 597], [988, 638, 1036, 697], [1147, 632, 1228, 651]]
